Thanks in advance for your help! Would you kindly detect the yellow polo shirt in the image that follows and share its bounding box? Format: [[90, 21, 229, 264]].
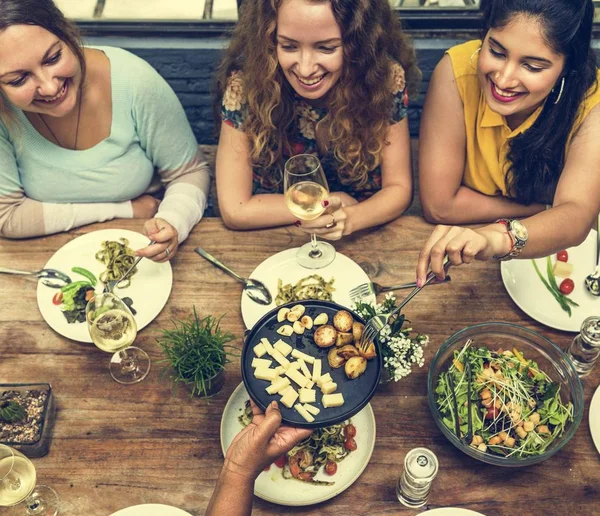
[[447, 39, 600, 196]]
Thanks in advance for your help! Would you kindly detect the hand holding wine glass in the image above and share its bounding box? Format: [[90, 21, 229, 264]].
[[284, 154, 336, 269]]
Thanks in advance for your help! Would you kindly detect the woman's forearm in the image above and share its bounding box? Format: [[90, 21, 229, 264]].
[[344, 184, 412, 235], [205, 468, 254, 516], [220, 193, 297, 230], [422, 185, 545, 225]]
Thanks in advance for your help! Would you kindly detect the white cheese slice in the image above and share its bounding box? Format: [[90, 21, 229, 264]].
[[274, 366, 286, 375], [280, 386, 299, 408], [287, 361, 301, 371], [303, 403, 320, 416], [254, 367, 278, 381], [291, 349, 315, 364], [260, 337, 275, 355], [266, 376, 291, 395], [322, 393, 344, 408], [273, 339, 293, 357], [270, 349, 291, 369], [253, 342, 267, 358], [320, 381, 337, 395], [305, 380, 314, 389], [312, 359, 322, 382], [297, 359, 312, 380], [294, 403, 315, 423], [317, 372, 332, 387], [299, 388, 316, 404], [251, 358, 272, 369], [285, 367, 308, 388]]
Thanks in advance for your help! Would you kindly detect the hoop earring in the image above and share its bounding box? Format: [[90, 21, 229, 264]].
[[469, 46, 481, 67], [553, 76, 565, 105]]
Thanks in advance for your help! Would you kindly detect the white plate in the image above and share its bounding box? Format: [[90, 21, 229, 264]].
[[110, 504, 192, 516], [590, 384, 600, 454], [220, 382, 376, 506], [241, 248, 376, 329], [501, 229, 600, 332], [418, 510, 485, 516], [37, 229, 172, 343]]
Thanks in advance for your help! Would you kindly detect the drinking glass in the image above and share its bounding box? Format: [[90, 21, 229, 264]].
[[86, 292, 150, 384], [0, 444, 59, 515], [284, 154, 336, 269]]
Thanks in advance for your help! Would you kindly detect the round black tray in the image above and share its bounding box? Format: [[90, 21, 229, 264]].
[[241, 300, 382, 428]]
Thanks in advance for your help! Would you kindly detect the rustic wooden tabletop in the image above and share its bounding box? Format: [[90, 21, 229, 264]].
[[1, 216, 598, 516]]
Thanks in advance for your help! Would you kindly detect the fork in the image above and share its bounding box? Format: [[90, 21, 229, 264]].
[[359, 258, 452, 349], [103, 240, 155, 293], [349, 275, 451, 303]]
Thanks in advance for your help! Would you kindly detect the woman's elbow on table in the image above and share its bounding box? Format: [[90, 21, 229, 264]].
[[220, 204, 250, 231]]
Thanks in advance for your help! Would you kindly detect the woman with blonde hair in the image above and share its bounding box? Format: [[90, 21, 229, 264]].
[[215, 0, 419, 241]]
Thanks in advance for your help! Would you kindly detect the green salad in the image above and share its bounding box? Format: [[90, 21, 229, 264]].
[[435, 340, 573, 458]]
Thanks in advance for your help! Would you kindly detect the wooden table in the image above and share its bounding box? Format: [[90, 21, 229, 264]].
[[1, 217, 598, 516]]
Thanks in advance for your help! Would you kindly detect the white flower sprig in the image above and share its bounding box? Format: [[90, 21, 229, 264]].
[[354, 293, 429, 382]]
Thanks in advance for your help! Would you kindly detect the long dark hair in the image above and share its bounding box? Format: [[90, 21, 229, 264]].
[[0, 0, 86, 123], [482, 0, 597, 205]]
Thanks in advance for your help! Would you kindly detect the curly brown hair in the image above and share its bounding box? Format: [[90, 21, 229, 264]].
[[215, 0, 420, 188]]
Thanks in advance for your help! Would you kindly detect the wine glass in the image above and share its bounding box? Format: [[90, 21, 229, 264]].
[[284, 154, 336, 269], [86, 292, 150, 384], [0, 444, 59, 515]]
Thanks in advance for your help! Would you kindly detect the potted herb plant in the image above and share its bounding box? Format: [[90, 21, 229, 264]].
[[157, 308, 238, 398]]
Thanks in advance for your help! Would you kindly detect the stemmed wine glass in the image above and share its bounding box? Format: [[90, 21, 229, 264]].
[[0, 444, 59, 515], [284, 154, 336, 269], [86, 292, 150, 384]]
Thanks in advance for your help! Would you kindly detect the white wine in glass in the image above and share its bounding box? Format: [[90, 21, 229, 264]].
[[86, 292, 150, 384], [284, 154, 336, 268], [0, 444, 59, 515]]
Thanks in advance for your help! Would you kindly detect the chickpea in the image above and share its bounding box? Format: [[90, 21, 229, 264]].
[[537, 425, 551, 435], [498, 431, 508, 441], [488, 435, 502, 446], [477, 443, 488, 452], [523, 421, 534, 432], [471, 435, 483, 446], [482, 398, 494, 408], [494, 398, 502, 410], [480, 388, 492, 400], [529, 412, 541, 425], [516, 426, 528, 439], [504, 437, 516, 448]]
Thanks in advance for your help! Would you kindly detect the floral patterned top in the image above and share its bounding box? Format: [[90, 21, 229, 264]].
[[220, 64, 409, 200]]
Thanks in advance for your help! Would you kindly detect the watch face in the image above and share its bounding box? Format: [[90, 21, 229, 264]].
[[511, 220, 528, 241]]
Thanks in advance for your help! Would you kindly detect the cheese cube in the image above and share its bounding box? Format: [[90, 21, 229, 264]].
[[288, 361, 301, 370], [285, 367, 309, 388], [253, 342, 267, 358], [320, 381, 337, 395], [312, 359, 322, 382], [298, 359, 312, 380], [299, 388, 316, 404], [252, 358, 272, 369], [280, 386, 299, 408], [291, 349, 315, 364], [303, 403, 320, 416], [317, 373, 332, 387], [254, 367, 278, 381], [305, 380, 314, 389], [270, 349, 291, 369], [273, 339, 293, 357], [275, 366, 286, 375], [294, 403, 315, 423], [260, 337, 274, 355], [266, 376, 291, 395], [322, 393, 345, 408]]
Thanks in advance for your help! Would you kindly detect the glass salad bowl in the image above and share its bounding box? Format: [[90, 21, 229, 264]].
[[427, 322, 583, 467]]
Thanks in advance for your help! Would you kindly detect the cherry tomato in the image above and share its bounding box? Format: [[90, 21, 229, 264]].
[[274, 455, 286, 468], [344, 438, 357, 451], [52, 292, 63, 305], [557, 250, 569, 262], [324, 461, 338, 476], [344, 424, 357, 439], [559, 278, 575, 295]]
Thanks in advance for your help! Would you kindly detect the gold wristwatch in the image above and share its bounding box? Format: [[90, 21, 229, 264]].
[[494, 219, 528, 260]]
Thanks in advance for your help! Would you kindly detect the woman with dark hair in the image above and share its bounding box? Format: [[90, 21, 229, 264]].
[[0, 0, 210, 261], [416, 0, 600, 284], [215, 0, 419, 240]]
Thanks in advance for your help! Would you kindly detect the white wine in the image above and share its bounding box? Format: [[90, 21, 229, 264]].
[[285, 181, 328, 221], [0, 455, 36, 506], [90, 309, 137, 353]]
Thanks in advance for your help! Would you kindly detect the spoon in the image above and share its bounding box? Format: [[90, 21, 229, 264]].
[[585, 215, 600, 296], [194, 247, 272, 305], [0, 267, 72, 288]]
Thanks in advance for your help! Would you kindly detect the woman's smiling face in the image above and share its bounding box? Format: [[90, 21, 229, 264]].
[[478, 14, 566, 127], [0, 24, 82, 118], [276, 0, 343, 104]]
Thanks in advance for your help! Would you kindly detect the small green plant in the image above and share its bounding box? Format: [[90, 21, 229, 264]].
[[157, 307, 238, 398], [0, 400, 26, 423]]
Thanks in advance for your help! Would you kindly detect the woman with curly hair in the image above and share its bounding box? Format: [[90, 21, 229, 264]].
[[215, 0, 419, 240], [416, 0, 600, 284]]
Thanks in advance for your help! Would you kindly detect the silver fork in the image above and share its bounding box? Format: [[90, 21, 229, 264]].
[[349, 275, 451, 303], [359, 259, 452, 349]]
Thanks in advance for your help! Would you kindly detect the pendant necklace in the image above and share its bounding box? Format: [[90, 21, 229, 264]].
[[37, 86, 83, 150]]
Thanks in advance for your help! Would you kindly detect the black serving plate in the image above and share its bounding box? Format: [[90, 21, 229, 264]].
[[241, 300, 382, 429]]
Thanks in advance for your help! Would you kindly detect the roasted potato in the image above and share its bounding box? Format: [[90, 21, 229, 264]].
[[345, 356, 367, 379], [335, 331, 354, 347], [328, 347, 346, 368], [314, 313, 328, 325], [292, 320, 305, 335], [300, 315, 313, 330], [352, 321, 364, 342], [333, 310, 354, 333], [314, 325, 337, 348], [277, 307, 290, 322], [277, 324, 294, 337], [358, 340, 377, 360], [337, 345, 360, 360]]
